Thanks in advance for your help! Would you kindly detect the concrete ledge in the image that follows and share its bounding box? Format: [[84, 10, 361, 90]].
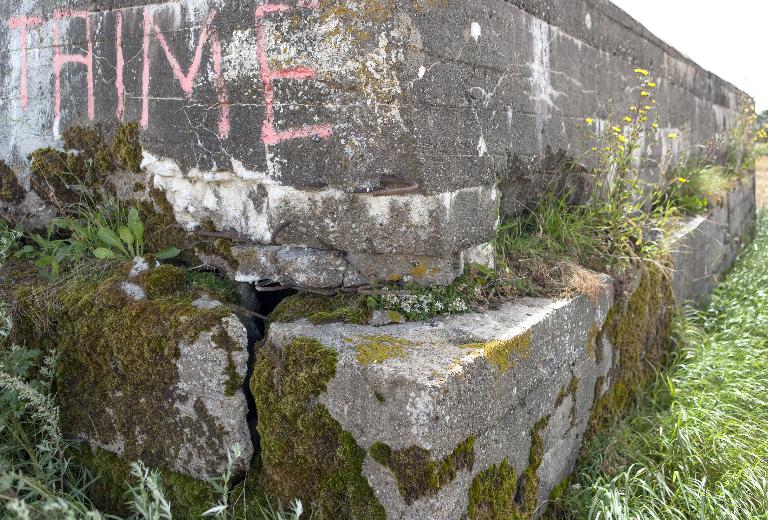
[[264, 277, 614, 519], [670, 176, 756, 302]]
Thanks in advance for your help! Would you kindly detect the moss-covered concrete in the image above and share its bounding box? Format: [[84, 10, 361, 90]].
[[588, 264, 672, 434], [110, 122, 143, 173], [250, 337, 386, 519], [0, 160, 24, 203], [269, 292, 371, 325], [467, 459, 520, 520], [138, 263, 188, 299], [466, 416, 549, 520], [4, 261, 250, 477], [369, 436, 475, 504], [28, 124, 143, 208]]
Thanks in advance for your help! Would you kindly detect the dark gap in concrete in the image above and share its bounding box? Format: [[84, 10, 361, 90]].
[[236, 281, 296, 471]]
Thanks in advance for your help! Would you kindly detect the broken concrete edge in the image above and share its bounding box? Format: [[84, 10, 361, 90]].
[[249, 174, 755, 518]]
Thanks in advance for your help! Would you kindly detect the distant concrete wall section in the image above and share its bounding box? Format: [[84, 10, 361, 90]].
[[0, 0, 748, 288]]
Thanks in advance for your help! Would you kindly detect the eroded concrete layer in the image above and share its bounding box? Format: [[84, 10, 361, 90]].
[[0, 0, 748, 286], [670, 175, 756, 303], [267, 278, 614, 519]]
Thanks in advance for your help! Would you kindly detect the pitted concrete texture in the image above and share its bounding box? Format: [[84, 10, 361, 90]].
[[669, 175, 756, 303], [267, 276, 614, 519], [0, 0, 749, 287]]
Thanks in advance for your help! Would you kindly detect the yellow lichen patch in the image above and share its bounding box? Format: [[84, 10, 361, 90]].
[[461, 331, 534, 372], [410, 262, 429, 279], [355, 335, 412, 365]]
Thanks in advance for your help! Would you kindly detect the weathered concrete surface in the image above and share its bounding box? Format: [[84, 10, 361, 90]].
[[0, 0, 749, 287], [265, 278, 614, 519], [669, 175, 756, 302], [255, 170, 756, 518], [57, 260, 254, 482]]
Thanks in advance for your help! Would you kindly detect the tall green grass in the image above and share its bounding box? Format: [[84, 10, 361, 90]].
[[556, 212, 768, 519]]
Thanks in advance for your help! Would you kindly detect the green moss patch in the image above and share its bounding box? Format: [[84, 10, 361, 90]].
[[467, 416, 549, 520], [187, 270, 241, 304], [0, 160, 24, 203], [461, 331, 534, 372], [355, 335, 412, 365], [588, 264, 672, 434], [29, 124, 143, 208], [369, 436, 475, 504], [138, 263, 188, 299], [269, 292, 371, 325], [467, 460, 521, 520], [250, 337, 385, 519], [111, 122, 143, 173]]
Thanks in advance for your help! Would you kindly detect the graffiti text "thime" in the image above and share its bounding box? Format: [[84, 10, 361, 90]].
[[6, 3, 333, 145]]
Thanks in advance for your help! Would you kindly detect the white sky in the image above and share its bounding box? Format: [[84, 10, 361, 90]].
[[610, 0, 767, 111]]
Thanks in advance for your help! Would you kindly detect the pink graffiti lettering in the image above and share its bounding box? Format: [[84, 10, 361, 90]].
[[115, 12, 125, 120], [142, 9, 230, 139], [256, 4, 332, 145], [7, 16, 43, 110], [53, 10, 95, 123]]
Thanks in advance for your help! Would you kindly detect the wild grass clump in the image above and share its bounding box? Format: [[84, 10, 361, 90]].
[[553, 211, 768, 519]]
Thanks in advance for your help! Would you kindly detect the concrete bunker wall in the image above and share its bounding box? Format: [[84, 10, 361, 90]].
[[0, 0, 748, 289], [0, 1, 759, 518]]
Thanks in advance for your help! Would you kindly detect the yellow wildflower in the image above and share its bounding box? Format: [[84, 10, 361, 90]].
[[641, 116, 648, 122], [624, 116, 632, 123], [648, 82, 657, 88], [617, 134, 628, 143], [677, 177, 688, 183], [585, 117, 594, 125], [652, 123, 659, 129], [618, 145, 626, 151], [634, 68, 650, 76], [641, 91, 650, 97], [630, 106, 638, 112], [668, 132, 678, 139], [612, 126, 622, 133], [644, 105, 652, 110]]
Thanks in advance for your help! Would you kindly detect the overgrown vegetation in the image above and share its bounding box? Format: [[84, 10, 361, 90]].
[[495, 71, 755, 297], [550, 211, 768, 519]]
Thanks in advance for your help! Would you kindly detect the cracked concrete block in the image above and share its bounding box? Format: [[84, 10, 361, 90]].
[[259, 275, 615, 519], [171, 315, 253, 480], [43, 264, 255, 483], [275, 246, 347, 289]]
